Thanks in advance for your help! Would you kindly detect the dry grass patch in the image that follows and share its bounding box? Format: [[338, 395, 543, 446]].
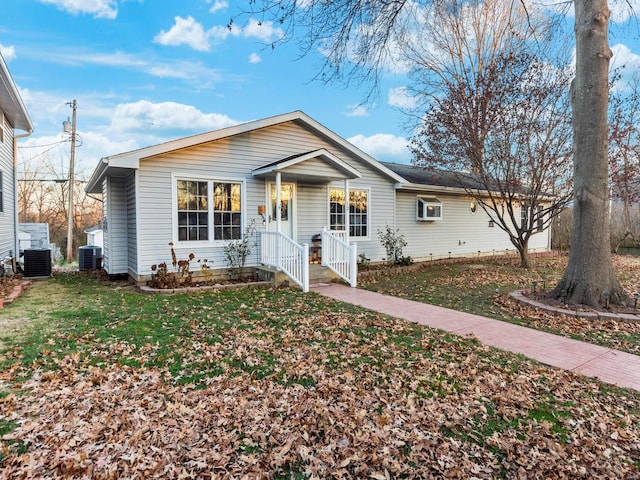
[[0, 272, 639, 478]]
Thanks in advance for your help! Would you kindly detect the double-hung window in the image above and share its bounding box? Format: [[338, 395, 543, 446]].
[[176, 178, 242, 242], [536, 205, 544, 232], [329, 188, 368, 238]]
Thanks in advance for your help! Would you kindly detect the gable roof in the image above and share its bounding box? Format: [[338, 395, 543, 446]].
[[0, 53, 32, 132], [252, 149, 362, 182], [86, 110, 405, 193]]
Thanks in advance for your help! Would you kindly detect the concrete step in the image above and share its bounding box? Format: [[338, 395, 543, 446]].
[[309, 264, 336, 284]]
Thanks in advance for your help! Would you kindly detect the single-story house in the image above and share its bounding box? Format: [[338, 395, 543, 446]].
[[0, 53, 33, 267], [85, 111, 550, 290]]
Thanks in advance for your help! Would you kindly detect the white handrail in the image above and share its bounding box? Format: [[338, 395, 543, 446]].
[[322, 228, 358, 287], [260, 231, 309, 292]]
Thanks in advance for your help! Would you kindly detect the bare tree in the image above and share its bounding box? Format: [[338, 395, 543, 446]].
[[18, 154, 102, 261], [406, 0, 572, 268], [609, 69, 640, 251], [244, 0, 627, 306]]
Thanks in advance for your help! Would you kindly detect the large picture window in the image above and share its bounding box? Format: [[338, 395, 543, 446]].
[[176, 179, 242, 242], [329, 188, 368, 237]]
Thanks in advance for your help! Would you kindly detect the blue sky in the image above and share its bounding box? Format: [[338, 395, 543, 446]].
[[2, 0, 640, 180]]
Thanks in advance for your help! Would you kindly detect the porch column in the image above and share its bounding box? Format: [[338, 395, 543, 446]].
[[344, 178, 350, 240], [275, 171, 282, 269], [275, 171, 282, 232]]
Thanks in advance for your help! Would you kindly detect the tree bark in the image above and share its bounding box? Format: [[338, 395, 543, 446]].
[[550, 0, 627, 307]]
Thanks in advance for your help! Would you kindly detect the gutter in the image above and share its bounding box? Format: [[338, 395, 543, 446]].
[[13, 129, 33, 263]]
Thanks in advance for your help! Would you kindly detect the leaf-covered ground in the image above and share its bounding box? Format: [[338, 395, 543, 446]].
[[360, 254, 640, 355], [0, 272, 639, 478]]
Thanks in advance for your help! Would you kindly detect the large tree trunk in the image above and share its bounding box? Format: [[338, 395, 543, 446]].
[[550, 0, 627, 307]]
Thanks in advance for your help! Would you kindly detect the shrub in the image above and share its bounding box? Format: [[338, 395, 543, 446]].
[[224, 220, 257, 280], [149, 243, 194, 288], [377, 225, 408, 266]]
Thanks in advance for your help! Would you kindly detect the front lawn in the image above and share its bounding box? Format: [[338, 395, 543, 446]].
[[360, 254, 640, 355], [0, 272, 639, 478]]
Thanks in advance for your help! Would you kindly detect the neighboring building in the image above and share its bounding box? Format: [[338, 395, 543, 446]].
[[18, 223, 51, 252], [84, 224, 104, 248], [0, 53, 33, 266], [86, 111, 550, 289]]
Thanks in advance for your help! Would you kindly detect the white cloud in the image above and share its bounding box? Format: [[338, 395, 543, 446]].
[[0, 44, 16, 62], [154, 16, 212, 52], [611, 43, 640, 71], [348, 133, 409, 160], [242, 18, 284, 43], [208, 0, 228, 13], [345, 105, 369, 117], [249, 53, 262, 64], [110, 100, 240, 133], [155, 16, 284, 51], [78, 51, 146, 68], [39, 0, 118, 19], [40, 48, 224, 87], [388, 87, 417, 109]]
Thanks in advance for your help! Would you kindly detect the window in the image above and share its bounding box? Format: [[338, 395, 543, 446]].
[[329, 188, 368, 237], [521, 204, 528, 229], [417, 197, 442, 221], [0, 114, 4, 144], [176, 179, 242, 242], [177, 180, 208, 241], [0, 171, 3, 213], [213, 182, 242, 240], [536, 205, 544, 232]]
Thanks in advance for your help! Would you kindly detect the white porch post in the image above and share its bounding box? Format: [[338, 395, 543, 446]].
[[344, 179, 350, 240], [275, 171, 282, 269]]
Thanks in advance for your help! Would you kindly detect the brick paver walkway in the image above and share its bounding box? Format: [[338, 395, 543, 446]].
[[311, 283, 640, 392]]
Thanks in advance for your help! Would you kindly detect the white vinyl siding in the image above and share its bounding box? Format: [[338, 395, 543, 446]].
[[126, 172, 137, 277], [0, 123, 14, 259], [104, 176, 128, 274], [395, 191, 549, 261], [296, 183, 327, 245]]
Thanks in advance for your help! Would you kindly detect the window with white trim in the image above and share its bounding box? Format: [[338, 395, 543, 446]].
[[176, 179, 242, 242], [0, 171, 3, 213], [417, 196, 442, 221], [213, 182, 242, 240], [536, 205, 544, 232], [520, 204, 528, 229], [329, 188, 368, 237]]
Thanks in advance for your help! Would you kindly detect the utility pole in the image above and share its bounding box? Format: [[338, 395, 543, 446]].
[[64, 100, 77, 264]]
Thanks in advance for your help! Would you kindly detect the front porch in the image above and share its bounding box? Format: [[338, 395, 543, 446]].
[[258, 228, 357, 292], [252, 149, 361, 292]]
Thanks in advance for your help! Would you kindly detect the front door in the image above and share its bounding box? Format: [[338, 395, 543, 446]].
[[269, 183, 295, 238]]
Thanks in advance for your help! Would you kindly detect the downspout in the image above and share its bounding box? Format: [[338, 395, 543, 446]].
[[13, 128, 33, 267]]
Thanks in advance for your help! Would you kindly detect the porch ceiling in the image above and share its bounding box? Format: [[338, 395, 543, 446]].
[[252, 149, 362, 183]]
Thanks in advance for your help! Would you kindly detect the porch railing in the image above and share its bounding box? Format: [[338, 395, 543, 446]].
[[322, 228, 358, 287], [260, 231, 309, 292]]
